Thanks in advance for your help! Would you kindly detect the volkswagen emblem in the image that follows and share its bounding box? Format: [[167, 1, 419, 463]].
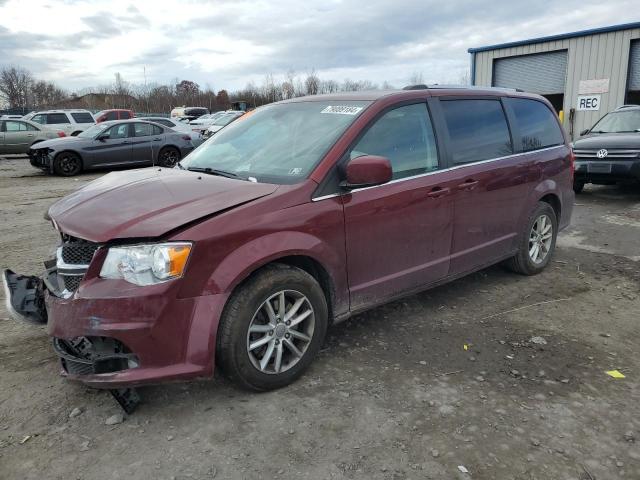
[[596, 149, 608, 159]]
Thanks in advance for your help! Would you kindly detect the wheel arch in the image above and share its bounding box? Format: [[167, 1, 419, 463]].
[[539, 192, 561, 221], [236, 255, 337, 323]]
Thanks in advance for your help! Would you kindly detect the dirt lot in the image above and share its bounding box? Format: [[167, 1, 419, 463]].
[[1, 157, 639, 480]]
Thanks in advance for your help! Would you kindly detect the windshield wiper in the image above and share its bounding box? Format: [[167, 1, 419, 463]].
[[175, 161, 185, 170], [186, 166, 243, 180]]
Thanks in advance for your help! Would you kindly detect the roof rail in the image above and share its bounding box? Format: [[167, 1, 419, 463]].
[[402, 84, 524, 92]]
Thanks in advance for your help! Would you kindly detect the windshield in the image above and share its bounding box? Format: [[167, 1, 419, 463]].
[[180, 100, 370, 184], [590, 110, 640, 133], [213, 113, 242, 126], [77, 123, 109, 138]]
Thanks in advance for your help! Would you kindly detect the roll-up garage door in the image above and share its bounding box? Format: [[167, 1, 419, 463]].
[[629, 40, 640, 91], [493, 50, 568, 94]]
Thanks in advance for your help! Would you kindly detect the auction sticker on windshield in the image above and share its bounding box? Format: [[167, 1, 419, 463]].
[[321, 105, 363, 115]]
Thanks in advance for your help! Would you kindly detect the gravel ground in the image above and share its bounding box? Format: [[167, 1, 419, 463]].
[[1, 157, 639, 480]]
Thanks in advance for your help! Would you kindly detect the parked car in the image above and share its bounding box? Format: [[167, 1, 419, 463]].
[[138, 116, 204, 147], [27, 119, 194, 175], [22, 109, 95, 136], [0, 118, 66, 154], [3, 87, 573, 409], [170, 106, 209, 122], [189, 110, 229, 133], [572, 105, 640, 193], [202, 111, 245, 137], [94, 109, 134, 123]]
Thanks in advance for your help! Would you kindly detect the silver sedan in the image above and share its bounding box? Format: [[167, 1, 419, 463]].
[[28, 120, 196, 176], [0, 119, 65, 155]]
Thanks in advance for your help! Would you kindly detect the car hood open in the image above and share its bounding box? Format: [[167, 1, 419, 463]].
[[48, 168, 278, 242]]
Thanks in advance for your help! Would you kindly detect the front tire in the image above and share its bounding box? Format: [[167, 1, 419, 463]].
[[216, 264, 328, 391], [158, 147, 181, 168], [53, 151, 82, 176], [505, 202, 558, 275]]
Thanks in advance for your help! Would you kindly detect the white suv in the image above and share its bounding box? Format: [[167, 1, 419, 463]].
[[23, 109, 95, 136]]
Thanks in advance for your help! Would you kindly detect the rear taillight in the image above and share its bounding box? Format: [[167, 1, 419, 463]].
[[182, 135, 191, 141], [569, 148, 575, 181], [57, 131, 66, 138]]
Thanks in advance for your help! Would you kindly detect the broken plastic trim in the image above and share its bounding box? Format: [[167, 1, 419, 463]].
[[2, 269, 48, 325]]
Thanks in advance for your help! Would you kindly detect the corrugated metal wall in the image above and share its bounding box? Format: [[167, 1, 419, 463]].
[[472, 27, 640, 139]]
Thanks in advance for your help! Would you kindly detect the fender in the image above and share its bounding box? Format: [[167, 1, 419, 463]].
[[201, 230, 349, 316]]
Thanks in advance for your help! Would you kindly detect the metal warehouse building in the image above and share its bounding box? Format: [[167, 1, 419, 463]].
[[469, 22, 640, 140]]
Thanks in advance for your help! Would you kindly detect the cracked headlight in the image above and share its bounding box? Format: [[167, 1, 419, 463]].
[[100, 243, 192, 286]]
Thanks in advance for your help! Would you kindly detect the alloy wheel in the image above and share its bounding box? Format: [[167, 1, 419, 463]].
[[59, 154, 79, 174], [161, 149, 179, 167], [528, 214, 553, 264], [246, 290, 315, 375]]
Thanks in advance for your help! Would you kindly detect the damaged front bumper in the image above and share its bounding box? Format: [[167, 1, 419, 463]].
[[2, 261, 227, 389], [28, 147, 54, 172]]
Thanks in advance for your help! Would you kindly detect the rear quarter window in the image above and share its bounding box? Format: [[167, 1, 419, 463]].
[[505, 98, 564, 152], [440, 99, 513, 164], [71, 112, 94, 123], [46, 113, 70, 124]]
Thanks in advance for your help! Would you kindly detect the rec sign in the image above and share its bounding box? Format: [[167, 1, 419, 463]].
[[577, 94, 601, 111]]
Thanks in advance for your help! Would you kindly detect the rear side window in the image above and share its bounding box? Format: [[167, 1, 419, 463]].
[[105, 111, 118, 121], [153, 119, 173, 127], [46, 113, 69, 124], [120, 111, 132, 119], [441, 99, 513, 164], [351, 103, 439, 180], [505, 98, 564, 152], [133, 123, 163, 137], [5, 121, 28, 131], [71, 112, 94, 123]]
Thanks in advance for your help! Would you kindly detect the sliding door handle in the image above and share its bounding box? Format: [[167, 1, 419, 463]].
[[426, 187, 450, 198], [457, 179, 479, 191]]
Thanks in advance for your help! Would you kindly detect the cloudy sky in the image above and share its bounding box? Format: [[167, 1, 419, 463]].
[[0, 0, 637, 92]]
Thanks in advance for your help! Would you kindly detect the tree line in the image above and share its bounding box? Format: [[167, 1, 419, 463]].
[[0, 66, 467, 114]]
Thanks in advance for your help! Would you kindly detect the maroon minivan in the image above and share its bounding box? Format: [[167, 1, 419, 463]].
[[4, 87, 574, 410]]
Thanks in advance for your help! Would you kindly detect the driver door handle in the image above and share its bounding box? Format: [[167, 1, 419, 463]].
[[153, 138, 162, 141]]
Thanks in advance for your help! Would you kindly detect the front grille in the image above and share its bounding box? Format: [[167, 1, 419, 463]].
[[62, 275, 82, 292], [61, 241, 99, 265], [57, 237, 100, 293], [574, 148, 640, 160]]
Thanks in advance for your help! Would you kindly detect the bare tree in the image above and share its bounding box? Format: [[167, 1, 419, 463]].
[[0, 66, 33, 108], [304, 69, 319, 95], [408, 71, 424, 86]]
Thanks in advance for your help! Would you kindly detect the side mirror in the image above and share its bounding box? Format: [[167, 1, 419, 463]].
[[580, 129, 590, 136], [97, 134, 109, 142], [341, 155, 392, 189]]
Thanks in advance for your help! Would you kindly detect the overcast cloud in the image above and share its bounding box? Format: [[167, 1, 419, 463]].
[[0, 0, 637, 92]]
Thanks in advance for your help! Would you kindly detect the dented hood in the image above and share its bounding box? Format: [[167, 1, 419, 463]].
[[48, 168, 278, 242]]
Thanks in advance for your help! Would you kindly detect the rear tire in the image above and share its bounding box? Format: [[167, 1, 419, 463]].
[[573, 180, 585, 194], [505, 202, 558, 276], [53, 151, 82, 176], [158, 147, 181, 168], [216, 264, 328, 391]]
